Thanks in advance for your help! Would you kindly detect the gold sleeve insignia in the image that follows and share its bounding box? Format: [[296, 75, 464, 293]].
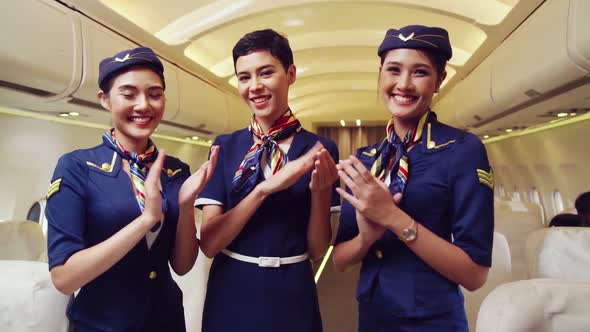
[[165, 168, 182, 177], [47, 178, 63, 199], [362, 148, 377, 157], [477, 168, 494, 190]]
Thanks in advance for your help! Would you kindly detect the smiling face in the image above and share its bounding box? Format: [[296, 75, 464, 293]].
[[379, 48, 446, 135], [98, 67, 165, 152], [235, 50, 296, 130]]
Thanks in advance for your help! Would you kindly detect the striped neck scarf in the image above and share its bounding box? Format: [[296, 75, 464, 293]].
[[370, 111, 430, 194], [232, 109, 301, 195], [103, 129, 163, 232]]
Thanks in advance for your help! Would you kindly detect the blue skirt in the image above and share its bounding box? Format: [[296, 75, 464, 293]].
[[359, 302, 468, 332]]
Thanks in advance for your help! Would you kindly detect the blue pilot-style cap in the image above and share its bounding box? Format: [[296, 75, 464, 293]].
[[98, 47, 165, 91], [377, 25, 452, 61]]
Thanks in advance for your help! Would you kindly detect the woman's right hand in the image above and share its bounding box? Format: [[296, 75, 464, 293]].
[[142, 150, 166, 228], [258, 142, 323, 195], [356, 210, 386, 247]]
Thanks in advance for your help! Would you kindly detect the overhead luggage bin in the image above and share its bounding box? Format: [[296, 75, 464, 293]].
[[435, 59, 495, 129], [436, 0, 590, 130], [0, 0, 80, 97], [490, 0, 590, 111], [73, 16, 180, 121], [173, 69, 229, 135]]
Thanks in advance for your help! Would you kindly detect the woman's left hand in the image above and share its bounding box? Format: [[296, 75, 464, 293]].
[[309, 148, 339, 192], [336, 155, 401, 227], [178, 145, 219, 206]]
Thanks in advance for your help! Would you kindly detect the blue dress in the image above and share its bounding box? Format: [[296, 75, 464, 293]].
[[198, 128, 338, 332], [46, 140, 189, 332], [335, 114, 494, 332]]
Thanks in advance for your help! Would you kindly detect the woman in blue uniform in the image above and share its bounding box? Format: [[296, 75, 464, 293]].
[[195, 29, 339, 332], [46, 47, 218, 332], [333, 25, 494, 331]]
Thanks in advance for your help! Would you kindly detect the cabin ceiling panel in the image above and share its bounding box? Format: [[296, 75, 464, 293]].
[[182, 3, 486, 78], [60, 0, 543, 132]]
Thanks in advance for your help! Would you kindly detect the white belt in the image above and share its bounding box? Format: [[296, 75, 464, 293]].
[[221, 249, 309, 268]]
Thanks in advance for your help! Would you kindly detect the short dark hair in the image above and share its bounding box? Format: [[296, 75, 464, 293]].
[[575, 191, 590, 215], [379, 49, 447, 80], [232, 29, 294, 72]]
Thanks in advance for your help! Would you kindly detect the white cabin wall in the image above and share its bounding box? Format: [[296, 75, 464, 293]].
[[486, 119, 590, 219], [0, 113, 210, 221]]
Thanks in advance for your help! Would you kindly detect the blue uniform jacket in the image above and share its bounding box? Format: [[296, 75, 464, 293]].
[[198, 127, 338, 332], [46, 141, 189, 332], [335, 115, 494, 318]]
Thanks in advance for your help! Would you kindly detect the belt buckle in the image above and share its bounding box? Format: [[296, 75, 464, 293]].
[[258, 256, 280, 267]]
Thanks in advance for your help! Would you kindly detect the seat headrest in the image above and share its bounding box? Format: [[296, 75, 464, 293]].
[[526, 227, 590, 280], [0, 221, 47, 261], [477, 279, 590, 332], [0, 260, 70, 331]]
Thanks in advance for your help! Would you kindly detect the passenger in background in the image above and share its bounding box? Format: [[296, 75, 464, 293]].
[[46, 47, 218, 332], [575, 191, 590, 217], [333, 25, 494, 332], [549, 214, 585, 227], [195, 29, 339, 332], [549, 191, 590, 227]]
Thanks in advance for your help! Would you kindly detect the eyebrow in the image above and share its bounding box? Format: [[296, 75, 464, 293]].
[[385, 61, 433, 69], [237, 64, 276, 76], [117, 85, 137, 91], [117, 84, 163, 91]]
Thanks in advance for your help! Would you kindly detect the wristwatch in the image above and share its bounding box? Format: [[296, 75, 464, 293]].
[[398, 220, 418, 242]]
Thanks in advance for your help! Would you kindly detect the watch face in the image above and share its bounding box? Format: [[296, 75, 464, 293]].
[[403, 228, 417, 241]]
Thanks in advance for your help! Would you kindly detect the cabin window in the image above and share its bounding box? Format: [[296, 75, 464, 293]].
[[27, 198, 47, 236], [511, 191, 521, 202], [552, 190, 564, 215], [497, 184, 506, 197], [26, 202, 41, 223], [523, 190, 532, 202], [530, 188, 541, 205]]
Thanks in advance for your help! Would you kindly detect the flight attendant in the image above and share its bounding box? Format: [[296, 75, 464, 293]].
[[196, 29, 339, 332], [333, 25, 494, 331], [46, 47, 218, 331]]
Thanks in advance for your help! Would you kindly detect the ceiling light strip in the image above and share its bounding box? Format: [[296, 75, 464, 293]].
[[483, 111, 590, 144]]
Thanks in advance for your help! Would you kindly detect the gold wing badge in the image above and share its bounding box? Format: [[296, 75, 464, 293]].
[[46, 178, 63, 199], [165, 168, 182, 177], [477, 168, 494, 190], [362, 148, 377, 157], [86, 152, 117, 173]]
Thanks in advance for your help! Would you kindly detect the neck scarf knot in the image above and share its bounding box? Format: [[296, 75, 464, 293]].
[[370, 111, 430, 194], [103, 129, 165, 232], [232, 109, 301, 195]]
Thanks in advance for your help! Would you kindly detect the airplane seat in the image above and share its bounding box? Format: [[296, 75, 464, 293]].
[[0, 221, 47, 262], [476, 279, 590, 332], [463, 232, 512, 332], [494, 201, 545, 280], [525, 227, 590, 281], [0, 260, 70, 332], [170, 211, 212, 332], [560, 207, 577, 215], [171, 249, 212, 332]]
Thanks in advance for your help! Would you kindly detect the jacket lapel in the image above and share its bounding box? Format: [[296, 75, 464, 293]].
[[286, 128, 313, 161]]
